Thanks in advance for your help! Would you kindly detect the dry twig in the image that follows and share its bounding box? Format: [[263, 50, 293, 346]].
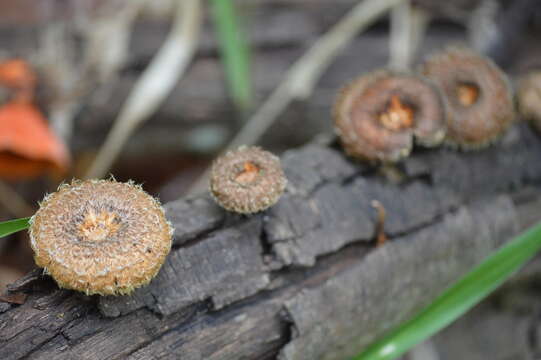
[[85, 0, 202, 179], [189, 0, 404, 194], [389, 0, 430, 70], [38, 0, 145, 143]]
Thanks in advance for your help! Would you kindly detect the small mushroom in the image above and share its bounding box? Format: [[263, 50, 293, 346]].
[[517, 71, 541, 134], [420, 47, 515, 149], [29, 179, 173, 296], [210, 146, 286, 214], [333, 70, 446, 163]]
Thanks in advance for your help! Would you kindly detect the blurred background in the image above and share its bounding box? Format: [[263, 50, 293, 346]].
[[1, 0, 541, 358]]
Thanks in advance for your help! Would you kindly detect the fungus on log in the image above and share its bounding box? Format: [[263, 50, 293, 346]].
[[333, 70, 446, 163], [2, 123, 541, 360], [29, 180, 173, 296], [420, 47, 515, 149]]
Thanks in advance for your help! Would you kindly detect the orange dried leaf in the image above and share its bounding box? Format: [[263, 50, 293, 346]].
[[0, 59, 36, 90], [0, 102, 69, 178]]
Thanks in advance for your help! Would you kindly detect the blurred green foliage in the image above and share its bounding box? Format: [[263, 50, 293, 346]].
[[353, 221, 541, 360], [210, 0, 252, 113], [0, 217, 30, 238]]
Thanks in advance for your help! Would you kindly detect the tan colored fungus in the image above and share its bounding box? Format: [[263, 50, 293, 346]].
[[517, 71, 541, 134], [420, 47, 514, 149], [333, 70, 446, 163], [210, 146, 286, 214], [29, 179, 173, 296]]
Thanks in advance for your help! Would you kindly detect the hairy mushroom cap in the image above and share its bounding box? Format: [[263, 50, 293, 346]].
[[333, 70, 446, 163], [517, 71, 541, 134], [29, 179, 173, 296], [210, 146, 286, 214], [420, 47, 515, 149]]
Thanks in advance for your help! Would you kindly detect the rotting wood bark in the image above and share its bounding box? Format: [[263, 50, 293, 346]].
[[2, 123, 541, 360]]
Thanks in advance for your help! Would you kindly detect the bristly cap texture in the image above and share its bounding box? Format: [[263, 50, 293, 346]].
[[29, 179, 173, 296], [210, 146, 286, 214], [420, 47, 515, 149], [517, 71, 541, 134], [333, 70, 446, 163]]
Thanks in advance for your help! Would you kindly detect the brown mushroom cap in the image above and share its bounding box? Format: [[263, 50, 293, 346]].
[[210, 146, 286, 214], [517, 71, 541, 134], [333, 70, 446, 163], [420, 47, 515, 149], [29, 179, 173, 296]]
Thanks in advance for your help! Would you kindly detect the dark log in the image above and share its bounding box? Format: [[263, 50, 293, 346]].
[[1, 123, 541, 359], [2, 1, 541, 358]]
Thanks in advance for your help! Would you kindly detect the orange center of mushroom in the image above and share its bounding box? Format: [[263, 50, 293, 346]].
[[457, 84, 479, 107], [78, 209, 121, 243], [379, 95, 414, 131], [234, 161, 260, 185]]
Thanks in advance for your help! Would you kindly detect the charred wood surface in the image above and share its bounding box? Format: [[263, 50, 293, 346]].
[[1, 123, 541, 359]]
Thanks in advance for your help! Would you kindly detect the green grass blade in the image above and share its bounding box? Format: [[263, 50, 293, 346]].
[[0, 217, 31, 238], [353, 221, 541, 360], [210, 0, 252, 112]]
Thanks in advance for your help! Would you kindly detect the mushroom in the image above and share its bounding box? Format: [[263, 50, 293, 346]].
[[210, 146, 286, 214], [333, 70, 446, 163], [420, 47, 515, 149], [517, 71, 541, 134], [29, 179, 173, 296]]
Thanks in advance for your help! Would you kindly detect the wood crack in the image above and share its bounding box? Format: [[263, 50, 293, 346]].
[[2, 123, 541, 359]]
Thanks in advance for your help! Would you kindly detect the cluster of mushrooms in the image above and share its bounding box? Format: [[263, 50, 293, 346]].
[[26, 147, 287, 296], [334, 46, 516, 162], [26, 46, 540, 296]]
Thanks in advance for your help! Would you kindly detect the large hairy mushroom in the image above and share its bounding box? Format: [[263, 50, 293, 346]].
[[29, 179, 173, 296], [333, 70, 446, 163]]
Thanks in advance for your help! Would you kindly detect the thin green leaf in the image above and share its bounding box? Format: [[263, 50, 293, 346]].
[[0, 217, 31, 238], [210, 0, 252, 112], [353, 221, 541, 360]]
